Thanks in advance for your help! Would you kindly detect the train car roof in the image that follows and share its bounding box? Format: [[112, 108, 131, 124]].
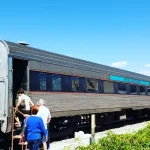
[[4, 40, 150, 82]]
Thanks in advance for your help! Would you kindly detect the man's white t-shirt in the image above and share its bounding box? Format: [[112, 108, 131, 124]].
[[37, 106, 51, 129]]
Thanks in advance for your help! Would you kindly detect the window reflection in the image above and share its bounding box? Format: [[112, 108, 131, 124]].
[[140, 86, 145, 95], [118, 83, 127, 94], [148, 88, 150, 95], [72, 77, 79, 91], [52, 74, 61, 91], [130, 85, 137, 95], [86, 78, 98, 92], [104, 81, 114, 93], [40, 73, 46, 91]]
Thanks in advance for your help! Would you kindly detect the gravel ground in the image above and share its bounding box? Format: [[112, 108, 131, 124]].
[[50, 121, 150, 150]]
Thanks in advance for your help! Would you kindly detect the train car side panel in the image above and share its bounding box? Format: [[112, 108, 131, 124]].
[[0, 41, 9, 133]]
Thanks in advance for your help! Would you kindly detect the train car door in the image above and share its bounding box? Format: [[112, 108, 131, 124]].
[[0, 78, 6, 122], [0, 41, 9, 133], [13, 58, 28, 105]]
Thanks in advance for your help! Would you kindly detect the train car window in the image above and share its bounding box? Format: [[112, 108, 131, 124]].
[[72, 77, 79, 92], [46, 73, 52, 91], [140, 86, 145, 95], [104, 81, 114, 93], [113, 82, 118, 94], [52, 74, 61, 91], [126, 84, 130, 94], [30, 71, 39, 91], [40, 73, 47, 91], [86, 78, 98, 92], [61, 75, 72, 92], [145, 87, 148, 95], [118, 83, 127, 94], [130, 85, 137, 95], [98, 80, 104, 93], [79, 78, 86, 92], [137, 86, 140, 95], [148, 88, 150, 95]]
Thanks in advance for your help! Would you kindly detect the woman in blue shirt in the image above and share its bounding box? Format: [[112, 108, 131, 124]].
[[25, 105, 47, 150]]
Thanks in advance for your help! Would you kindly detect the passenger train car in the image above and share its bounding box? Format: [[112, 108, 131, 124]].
[[1, 40, 150, 139]]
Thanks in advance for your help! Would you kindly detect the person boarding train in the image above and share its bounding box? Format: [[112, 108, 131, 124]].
[[37, 99, 51, 150], [15, 88, 34, 127]]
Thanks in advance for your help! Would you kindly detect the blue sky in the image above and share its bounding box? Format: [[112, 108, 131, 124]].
[[0, 0, 150, 76]]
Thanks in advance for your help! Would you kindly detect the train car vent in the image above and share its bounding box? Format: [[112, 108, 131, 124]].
[[18, 41, 29, 46]]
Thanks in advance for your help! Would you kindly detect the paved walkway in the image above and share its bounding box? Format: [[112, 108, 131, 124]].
[[50, 121, 150, 150]]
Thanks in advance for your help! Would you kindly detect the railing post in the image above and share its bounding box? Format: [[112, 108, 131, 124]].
[[90, 114, 95, 144]]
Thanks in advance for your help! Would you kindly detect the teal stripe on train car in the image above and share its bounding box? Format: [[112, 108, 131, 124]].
[[110, 75, 150, 86]]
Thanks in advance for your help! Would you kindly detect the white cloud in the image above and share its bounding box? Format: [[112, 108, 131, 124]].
[[111, 61, 128, 69], [144, 64, 150, 67], [139, 71, 150, 76]]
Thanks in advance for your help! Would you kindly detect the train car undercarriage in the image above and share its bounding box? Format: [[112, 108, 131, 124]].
[[49, 108, 150, 139]]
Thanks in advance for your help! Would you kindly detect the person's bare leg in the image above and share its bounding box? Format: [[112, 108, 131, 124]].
[[43, 142, 47, 150], [15, 116, 20, 123], [15, 117, 21, 127]]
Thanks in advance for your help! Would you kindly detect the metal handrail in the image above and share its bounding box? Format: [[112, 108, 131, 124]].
[[12, 107, 24, 116], [11, 107, 26, 150]]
